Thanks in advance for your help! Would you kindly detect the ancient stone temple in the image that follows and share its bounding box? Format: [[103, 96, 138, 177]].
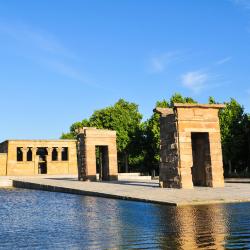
[[155, 103, 225, 189], [0, 128, 118, 180], [77, 128, 118, 181], [0, 140, 78, 175]]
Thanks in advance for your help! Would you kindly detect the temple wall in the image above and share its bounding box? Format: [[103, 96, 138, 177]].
[[0, 153, 7, 176], [0, 141, 8, 153], [0, 129, 117, 178], [5, 140, 77, 176], [159, 114, 180, 188]]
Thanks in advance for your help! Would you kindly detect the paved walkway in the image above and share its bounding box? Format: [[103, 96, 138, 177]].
[[10, 175, 250, 206]]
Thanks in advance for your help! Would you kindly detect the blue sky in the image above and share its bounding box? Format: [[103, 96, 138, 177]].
[[0, 0, 250, 141]]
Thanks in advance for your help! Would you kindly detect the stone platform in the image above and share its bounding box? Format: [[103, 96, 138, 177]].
[[7, 175, 250, 206], [0, 176, 13, 187]]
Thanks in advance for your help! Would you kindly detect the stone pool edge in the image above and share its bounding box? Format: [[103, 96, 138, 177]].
[[11, 179, 250, 207], [12, 180, 179, 206]]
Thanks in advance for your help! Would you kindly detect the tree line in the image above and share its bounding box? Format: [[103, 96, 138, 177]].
[[61, 93, 250, 176]]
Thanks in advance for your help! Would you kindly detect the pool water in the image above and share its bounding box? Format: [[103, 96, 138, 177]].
[[0, 188, 250, 249]]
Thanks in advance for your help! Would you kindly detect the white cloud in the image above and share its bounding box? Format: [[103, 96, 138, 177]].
[[0, 22, 74, 58], [181, 71, 208, 93], [40, 59, 98, 87], [149, 51, 183, 73], [216, 56, 232, 65], [151, 57, 165, 72], [0, 21, 101, 87]]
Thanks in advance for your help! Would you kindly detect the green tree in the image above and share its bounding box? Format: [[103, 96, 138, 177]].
[[219, 98, 249, 174], [208, 96, 216, 104], [142, 99, 169, 174], [60, 99, 142, 172], [61, 93, 250, 176], [170, 93, 197, 107], [247, 115, 250, 170], [61, 119, 90, 139], [60, 132, 75, 139], [143, 94, 197, 174], [89, 99, 143, 172]]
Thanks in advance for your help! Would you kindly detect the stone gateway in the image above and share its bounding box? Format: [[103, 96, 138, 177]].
[[77, 128, 118, 181], [154, 103, 225, 189]]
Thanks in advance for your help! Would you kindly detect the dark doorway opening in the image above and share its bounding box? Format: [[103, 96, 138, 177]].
[[38, 163, 47, 174], [37, 147, 48, 174], [27, 148, 32, 161], [96, 146, 109, 181], [62, 147, 68, 161], [191, 132, 211, 186], [17, 147, 23, 161], [52, 148, 58, 161]]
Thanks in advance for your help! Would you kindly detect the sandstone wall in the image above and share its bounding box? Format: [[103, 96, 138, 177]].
[[0, 141, 8, 153], [6, 140, 77, 176], [0, 153, 7, 176], [159, 114, 180, 188]]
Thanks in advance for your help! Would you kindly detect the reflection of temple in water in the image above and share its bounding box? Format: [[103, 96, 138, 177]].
[[158, 205, 228, 249], [79, 200, 228, 249], [78, 197, 123, 249]]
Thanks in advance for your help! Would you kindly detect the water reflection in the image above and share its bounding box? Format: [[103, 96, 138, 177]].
[[0, 188, 250, 249], [79, 196, 123, 248], [169, 205, 228, 249]]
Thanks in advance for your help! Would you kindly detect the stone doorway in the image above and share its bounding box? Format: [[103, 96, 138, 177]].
[[96, 146, 109, 181], [191, 132, 212, 187], [37, 148, 48, 174], [38, 162, 47, 174]]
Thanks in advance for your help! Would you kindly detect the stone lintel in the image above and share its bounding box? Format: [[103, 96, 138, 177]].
[[153, 107, 174, 116], [173, 103, 225, 109], [78, 127, 116, 137], [5, 139, 77, 143]]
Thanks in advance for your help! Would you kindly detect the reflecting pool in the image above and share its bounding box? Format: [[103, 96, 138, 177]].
[[0, 188, 250, 249]]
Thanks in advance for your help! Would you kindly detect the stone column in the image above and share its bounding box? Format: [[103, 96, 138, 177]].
[[32, 148, 37, 174], [84, 143, 96, 180], [47, 147, 53, 162], [22, 147, 28, 162], [31, 147, 37, 161], [77, 134, 87, 180], [57, 147, 62, 161]]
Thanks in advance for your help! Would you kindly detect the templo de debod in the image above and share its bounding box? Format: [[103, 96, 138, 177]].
[[155, 103, 225, 189], [0, 103, 225, 189], [0, 128, 118, 181]]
